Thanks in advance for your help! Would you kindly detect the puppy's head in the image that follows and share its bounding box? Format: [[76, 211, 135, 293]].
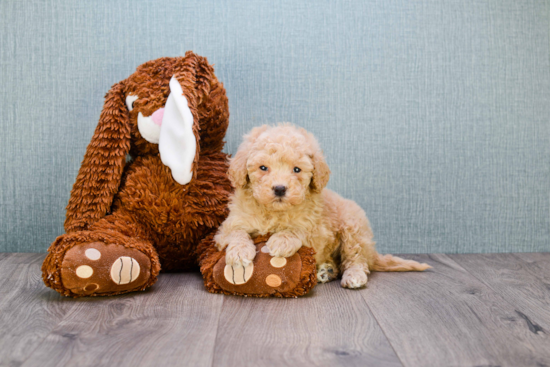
[[229, 124, 330, 210]]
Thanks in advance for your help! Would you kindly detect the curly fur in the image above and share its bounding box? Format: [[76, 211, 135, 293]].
[[215, 124, 431, 289], [42, 52, 232, 297]]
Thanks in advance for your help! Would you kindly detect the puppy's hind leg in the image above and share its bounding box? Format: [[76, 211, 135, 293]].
[[341, 247, 372, 289], [341, 263, 369, 289], [338, 203, 377, 289]]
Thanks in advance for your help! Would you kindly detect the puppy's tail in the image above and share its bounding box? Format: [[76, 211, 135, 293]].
[[371, 253, 431, 272]]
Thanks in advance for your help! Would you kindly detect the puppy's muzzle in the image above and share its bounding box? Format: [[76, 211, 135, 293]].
[[273, 185, 287, 197]]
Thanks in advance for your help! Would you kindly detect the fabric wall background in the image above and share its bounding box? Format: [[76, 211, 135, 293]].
[[1, 0, 548, 253]]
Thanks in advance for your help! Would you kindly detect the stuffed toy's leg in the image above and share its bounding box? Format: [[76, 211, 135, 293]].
[[43, 210, 161, 297]]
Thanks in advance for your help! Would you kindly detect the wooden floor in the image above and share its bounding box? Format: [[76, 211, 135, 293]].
[[1, 253, 549, 367]]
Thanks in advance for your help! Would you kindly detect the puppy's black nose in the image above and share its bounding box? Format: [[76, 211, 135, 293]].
[[273, 185, 287, 197]]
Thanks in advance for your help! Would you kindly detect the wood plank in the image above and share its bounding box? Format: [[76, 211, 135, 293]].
[[0, 253, 47, 265], [0, 254, 45, 308], [451, 253, 550, 332], [0, 252, 12, 263], [0, 253, 76, 367], [514, 252, 550, 283], [0, 253, 16, 291], [22, 273, 223, 367], [212, 281, 403, 367], [361, 254, 550, 367], [4, 252, 549, 367]]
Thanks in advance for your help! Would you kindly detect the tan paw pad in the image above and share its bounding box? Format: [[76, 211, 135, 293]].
[[224, 263, 254, 285], [110, 257, 140, 285], [75, 265, 93, 279], [265, 274, 282, 287], [270, 257, 286, 268], [85, 248, 101, 260]]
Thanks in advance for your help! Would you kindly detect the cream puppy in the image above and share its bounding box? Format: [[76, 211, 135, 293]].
[[215, 124, 430, 288]]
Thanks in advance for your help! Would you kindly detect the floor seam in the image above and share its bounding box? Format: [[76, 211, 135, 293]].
[[209, 294, 225, 367], [359, 287, 407, 367]]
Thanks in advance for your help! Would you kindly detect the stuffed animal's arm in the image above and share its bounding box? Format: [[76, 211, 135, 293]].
[[64, 144, 129, 233], [64, 82, 131, 233]]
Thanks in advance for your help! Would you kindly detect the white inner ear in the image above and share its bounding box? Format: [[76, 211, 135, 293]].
[[158, 76, 196, 185]]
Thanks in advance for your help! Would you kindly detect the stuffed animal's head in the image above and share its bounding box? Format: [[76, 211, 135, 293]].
[[102, 52, 229, 185], [64, 52, 229, 232], [228, 124, 330, 211]]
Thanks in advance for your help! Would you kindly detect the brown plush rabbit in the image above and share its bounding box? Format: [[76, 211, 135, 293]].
[[42, 52, 232, 297]]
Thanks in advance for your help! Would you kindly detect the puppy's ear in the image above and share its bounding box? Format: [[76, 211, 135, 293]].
[[228, 125, 269, 189], [64, 82, 131, 232], [310, 148, 330, 193]]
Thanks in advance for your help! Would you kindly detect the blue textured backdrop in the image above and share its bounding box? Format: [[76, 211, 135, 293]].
[[1, 0, 549, 253]]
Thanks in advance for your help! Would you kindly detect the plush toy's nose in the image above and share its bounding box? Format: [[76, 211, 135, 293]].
[[151, 108, 164, 126]]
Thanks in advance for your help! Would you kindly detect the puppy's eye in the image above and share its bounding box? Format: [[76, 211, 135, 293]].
[[293, 167, 301, 173], [259, 165, 268, 171], [125, 95, 138, 111]]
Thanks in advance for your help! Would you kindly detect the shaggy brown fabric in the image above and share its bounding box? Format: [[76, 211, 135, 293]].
[[198, 234, 318, 298], [42, 52, 232, 297]]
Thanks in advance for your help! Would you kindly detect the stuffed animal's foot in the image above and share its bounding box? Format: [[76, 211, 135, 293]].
[[206, 235, 318, 297], [58, 241, 153, 296], [341, 265, 368, 289], [317, 262, 338, 283]]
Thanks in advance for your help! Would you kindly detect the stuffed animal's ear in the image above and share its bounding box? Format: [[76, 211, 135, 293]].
[[158, 75, 198, 185], [310, 148, 330, 193], [64, 82, 131, 232], [228, 125, 269, 189]]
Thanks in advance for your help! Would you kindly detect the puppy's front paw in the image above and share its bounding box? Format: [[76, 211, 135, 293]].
[[341, 266, 368, 289], [266, 233, 302, 258], [225, 241, 256, 267]]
